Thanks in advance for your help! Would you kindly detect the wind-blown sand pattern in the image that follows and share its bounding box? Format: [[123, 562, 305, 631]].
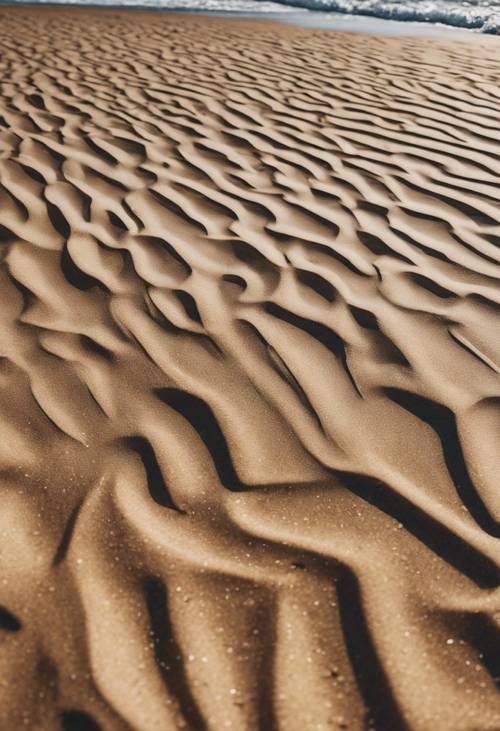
[[0, 7, 499, 730]]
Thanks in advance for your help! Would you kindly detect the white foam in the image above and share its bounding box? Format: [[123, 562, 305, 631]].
[[4, 0, 500, 32]]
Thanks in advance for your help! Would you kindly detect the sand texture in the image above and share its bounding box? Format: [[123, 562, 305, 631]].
[[0, 7, 499, 731]]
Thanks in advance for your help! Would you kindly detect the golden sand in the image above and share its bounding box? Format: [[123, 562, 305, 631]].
[[0, 7, 498, 730]]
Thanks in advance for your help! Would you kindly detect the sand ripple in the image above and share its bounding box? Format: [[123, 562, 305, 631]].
[[0, 8, 498, 731]]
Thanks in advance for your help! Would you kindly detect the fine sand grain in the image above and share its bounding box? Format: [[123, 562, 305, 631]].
[[0, 7, 499, 731]]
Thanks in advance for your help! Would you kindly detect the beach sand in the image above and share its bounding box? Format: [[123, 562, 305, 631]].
[[0, 6, 498, 730]]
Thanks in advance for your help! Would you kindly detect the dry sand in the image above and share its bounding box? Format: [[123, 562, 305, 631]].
[[0, 6, 498, 731]]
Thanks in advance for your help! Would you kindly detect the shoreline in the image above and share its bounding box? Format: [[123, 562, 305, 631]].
[[1, 1, 499, 39]]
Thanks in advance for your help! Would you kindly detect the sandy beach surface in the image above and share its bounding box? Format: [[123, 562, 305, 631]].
[[0, 6, 499, 730]]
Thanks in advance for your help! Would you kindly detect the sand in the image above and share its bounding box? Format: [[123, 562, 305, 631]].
[[0, 6, 498, 731]]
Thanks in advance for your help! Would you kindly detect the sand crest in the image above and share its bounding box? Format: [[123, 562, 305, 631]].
[[0, 7, 498, 730]]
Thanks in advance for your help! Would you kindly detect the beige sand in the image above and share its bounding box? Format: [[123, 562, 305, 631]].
[[0, 6, 498, 730]]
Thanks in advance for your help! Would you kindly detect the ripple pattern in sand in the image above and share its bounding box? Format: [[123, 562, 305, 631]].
[[0, 9, 499, 731]]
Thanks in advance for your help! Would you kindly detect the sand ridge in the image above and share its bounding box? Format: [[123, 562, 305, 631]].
[[0, 7, 498, 731]]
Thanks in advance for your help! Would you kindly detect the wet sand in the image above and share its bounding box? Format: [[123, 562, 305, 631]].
[[0, 6, 499, 730]]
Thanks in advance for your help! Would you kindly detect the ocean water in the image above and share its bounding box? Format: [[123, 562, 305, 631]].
[[279, 0, 500, 32], [2, 0, 500, 33]]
